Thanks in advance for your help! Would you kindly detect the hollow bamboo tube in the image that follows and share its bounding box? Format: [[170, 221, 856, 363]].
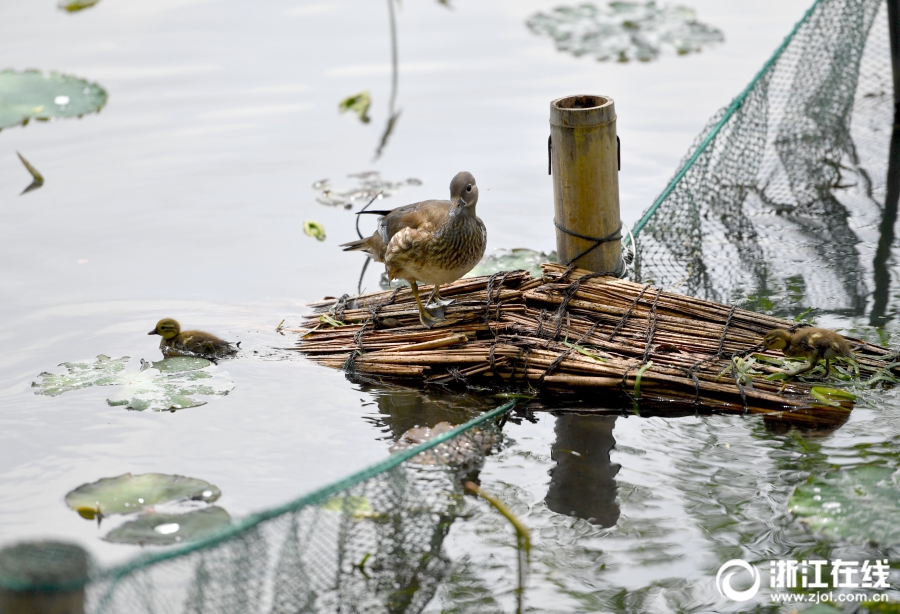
[[0, 541, 89, 614], [549, 95, 622, 274]]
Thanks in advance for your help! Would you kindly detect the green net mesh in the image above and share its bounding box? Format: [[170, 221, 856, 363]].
[[82, 402, 514, 614], [630, 0, 895, 322]]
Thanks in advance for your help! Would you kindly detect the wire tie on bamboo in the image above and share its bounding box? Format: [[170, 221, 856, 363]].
[[537, 320, 601, 388], [607, 284, 649, 342], [332, 293, 350, 321], [553, 220, 625, 274], [640, 289, 662, 364], [484, 271, 510, 325], [551, 270, 610, 341], [717, 306, 737, 357], [354, 287, 400, 354]]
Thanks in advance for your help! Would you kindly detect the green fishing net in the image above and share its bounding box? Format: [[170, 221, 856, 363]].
[[630, 0, 895, 324]]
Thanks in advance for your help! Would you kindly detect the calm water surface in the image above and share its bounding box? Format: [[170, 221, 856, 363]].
[[1, 0, 898, 611]]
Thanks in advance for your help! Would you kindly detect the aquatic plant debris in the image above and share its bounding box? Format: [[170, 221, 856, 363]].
[[0, 70, 107, 130], [32, 355, 234, 411], [58, 0, 101, 12], [338, 90, 371, 124], [303, 220, 327, 241], [17, 151, 44, 195], [467, 248, 558, 279], [65, 473, 221, 517], [313, 171, 421, 209], [526, 2, 724, 62], [789, 465, 900, 547], [104, 507, 231, 545]]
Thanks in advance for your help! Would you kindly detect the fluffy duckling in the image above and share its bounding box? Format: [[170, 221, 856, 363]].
[[148, 318, 238, 361], [763, 327, 853, 378]]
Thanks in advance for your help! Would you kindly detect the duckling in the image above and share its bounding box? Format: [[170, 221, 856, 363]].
[[763, 327, 853, 378], [148, 318, 238, 361]]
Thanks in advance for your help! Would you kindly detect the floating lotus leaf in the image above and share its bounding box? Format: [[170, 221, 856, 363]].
[[0, 70, 108, 130], [32, 355, 130, 397], [107, 358, 233, 411], [65, 473, 221, 518], [33, 355, 233, 412], [467, 248, 558, 279], [104, 507, 231, 545], [526, 2, 724, 63], [789, 465, 900, 546], [312, 171, 422, 209]]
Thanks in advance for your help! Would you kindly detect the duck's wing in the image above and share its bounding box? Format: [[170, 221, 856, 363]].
[[379, 200, 452, 243]]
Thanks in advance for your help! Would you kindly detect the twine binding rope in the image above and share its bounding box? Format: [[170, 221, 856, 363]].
[[553, 219, 624, 273]]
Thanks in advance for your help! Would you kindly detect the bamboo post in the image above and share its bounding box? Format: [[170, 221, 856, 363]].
[[549, 95, 622, 275], [0, 541, 89, 614]]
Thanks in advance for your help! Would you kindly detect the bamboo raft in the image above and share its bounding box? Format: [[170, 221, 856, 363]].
[[290, 264, 900, 427]]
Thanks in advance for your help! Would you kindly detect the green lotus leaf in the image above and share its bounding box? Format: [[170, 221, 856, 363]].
[[66, 473, 222, 516], [467, 248, 558, 279], [526, 2, 724, 63], [107, 358, 233, 411], [33, 355, 233, 412], [32, 355, 130, 397], [789, 465, 900, 546], [149, 356, 211, 373], [65, 473, 221, 517], [104, 507, 231, 546], [0, 70, 108, 130]]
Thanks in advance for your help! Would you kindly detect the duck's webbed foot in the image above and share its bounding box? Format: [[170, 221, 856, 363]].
[[786, 360, 818, 379], [425, 285, 454, 308], [411, 281, 446, 329]]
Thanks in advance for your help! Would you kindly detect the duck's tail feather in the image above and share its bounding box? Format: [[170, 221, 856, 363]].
[[340, 237, 371, 252]]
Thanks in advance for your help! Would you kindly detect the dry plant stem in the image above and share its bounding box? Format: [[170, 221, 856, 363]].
[[464, 480, 530, 614], [293, 265, 900, 425]]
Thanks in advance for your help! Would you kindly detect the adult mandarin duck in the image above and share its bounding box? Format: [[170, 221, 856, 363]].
[[341, 171, 486, 328]]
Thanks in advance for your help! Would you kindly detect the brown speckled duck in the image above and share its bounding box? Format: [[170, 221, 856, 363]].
[[763, 327, 853, 378], [148, 318, 238, 361], [340, 171, 486, 328]]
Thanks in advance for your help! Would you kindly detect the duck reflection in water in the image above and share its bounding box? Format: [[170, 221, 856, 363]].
[[546, 414, 621, 527]]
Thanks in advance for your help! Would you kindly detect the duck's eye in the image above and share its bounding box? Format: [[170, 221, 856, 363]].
[[466, 185, 473, 192]]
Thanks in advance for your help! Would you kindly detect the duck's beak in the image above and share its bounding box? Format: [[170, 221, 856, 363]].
[[147, 330, 158, 336]]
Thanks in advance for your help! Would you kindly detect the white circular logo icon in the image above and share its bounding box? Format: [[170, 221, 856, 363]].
[[716, 559, 761, 602]]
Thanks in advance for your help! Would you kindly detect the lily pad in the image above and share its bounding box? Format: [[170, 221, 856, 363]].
[[32, 355, 130, 396], [312, 171, 421, 209], [789, 465, 900, 546], [467, 248, 558, 279], [0, 70, 107, 130], [526, 2, 724, 63], [104, 506, 231, 545], [33, 355, 233, 412], [65, 473, 221, 517]]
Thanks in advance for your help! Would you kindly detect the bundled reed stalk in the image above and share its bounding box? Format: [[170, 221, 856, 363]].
[[291, 265, 899, 427]]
